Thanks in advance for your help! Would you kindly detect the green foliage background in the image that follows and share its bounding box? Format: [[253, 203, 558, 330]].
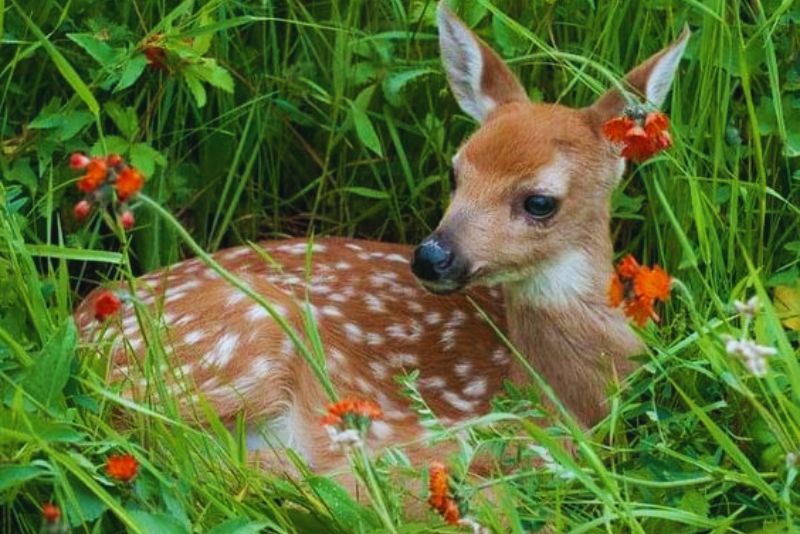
[[1, 0, 799, 532]]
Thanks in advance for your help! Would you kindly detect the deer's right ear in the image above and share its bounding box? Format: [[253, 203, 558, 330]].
[[438, 3, 527, 123]]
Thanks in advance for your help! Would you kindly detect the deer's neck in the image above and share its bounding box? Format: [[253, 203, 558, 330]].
[[501, 246, 642, 427]]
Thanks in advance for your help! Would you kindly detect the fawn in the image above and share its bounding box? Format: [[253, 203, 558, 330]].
[[76, 5, 689, 477]]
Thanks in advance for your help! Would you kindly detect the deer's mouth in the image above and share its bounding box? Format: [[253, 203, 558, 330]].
[[418, 278, 468, 295]]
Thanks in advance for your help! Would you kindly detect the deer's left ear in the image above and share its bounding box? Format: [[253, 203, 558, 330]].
[[591, 26, 691, 121]]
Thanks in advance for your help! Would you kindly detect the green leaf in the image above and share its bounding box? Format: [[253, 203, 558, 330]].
[[307, 476, 373, 530], [0, 464, 47, 492], [342, 186, 389, 200], [207, 518, 271, 534], [184, 72, 207, 107], [351, 85, 383, 157], [64, 473, 109, 527], [29, 109, 94, 142], [21, 320, 76, 411], [382, 68, 434, 106], [128, 510, 190, 534], [25, 244, 124, 264], [6, 158, 37, 192], [115, 54, 149, 93], [104, 102, 138, 140], [91, 135, 129, 157], [66, 33, 119, 66], [189, 58, 234, 93], [130, 143, 166, 177], [14, 7, 99, 116]]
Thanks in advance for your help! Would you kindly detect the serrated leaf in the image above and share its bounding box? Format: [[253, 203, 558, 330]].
[[184, 72, 207, 107], [67, 33, 119, 66], [382, 68, 433, 106], [29, 109, 94, 142], [189, 59, 234, 93], [7, 158, 37, 192], [115, 54, 149, 93], [21, 320, 76, 411], [64, 473, 108, 527], [774, 283, 800, 330], [90, 135, 130, 157], [350, 85, 383, 157], [130, 143, 166, 177], [104, 102, 138, 139]]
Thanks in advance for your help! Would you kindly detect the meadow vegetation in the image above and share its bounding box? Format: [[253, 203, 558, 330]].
[[1, 0, 799, 532]]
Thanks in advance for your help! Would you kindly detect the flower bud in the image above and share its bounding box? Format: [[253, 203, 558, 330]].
[[69, 153, 90, 170], [73, 200, 92, 220], [120, 210, 135, 230]]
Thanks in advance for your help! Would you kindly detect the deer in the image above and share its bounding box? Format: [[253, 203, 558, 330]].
[[75, 4, 689, 485]]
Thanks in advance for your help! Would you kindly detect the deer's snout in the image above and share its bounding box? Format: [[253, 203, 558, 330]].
[[411, 234, 468, 293]]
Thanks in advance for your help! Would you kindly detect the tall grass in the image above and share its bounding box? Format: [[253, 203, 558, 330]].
[[1, 0, 799, 531]]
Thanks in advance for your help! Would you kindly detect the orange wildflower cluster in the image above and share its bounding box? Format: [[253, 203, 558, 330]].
[[69, 153, 144, 230], [603, 109, 672, 162], [106, 453, 139, 483], [609, 255, 672, 326], [428, 461, 460, 525], [321, 397, 382, 427], [94, 290, 122, 321]]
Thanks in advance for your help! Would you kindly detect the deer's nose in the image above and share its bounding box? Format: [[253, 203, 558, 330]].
[[411, 236, 456, 282]]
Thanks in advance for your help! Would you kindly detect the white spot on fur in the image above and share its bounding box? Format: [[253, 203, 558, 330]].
[[419, 376, 446, 389], [442, 391, 477, 412], [425, 312, 442, 325], [384, 253, 408, 264], [463, 378, 488, 397], [222, 247, 251, 260], [389, 352, 419, 367], [343, 323, 364, 342], [335, 261, 351, 270], [369, 361, 388, 379], [345, 243, 363, 251], [364, 294, 386, 313], [203, 333, 240, 368], [455, 362, 472, 377], [246, 304, 270, 322], [492, 347, 510, 364], [366, 332, 384, 346], [329, 293, 347, 303], [184, 330, 206, 344], [321, 305, 342, 318], [370, 420, 393, 439]]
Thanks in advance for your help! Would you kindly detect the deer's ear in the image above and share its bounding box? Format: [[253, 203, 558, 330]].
[[592, 26, 691, 121], [438, 3, 527, 123]]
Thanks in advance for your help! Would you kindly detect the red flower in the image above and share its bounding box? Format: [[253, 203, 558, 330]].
[[427, 461, 460, 525], [106, 453, 139, 482], [107, 153, 123, 167], [321, 398, 382, 426], [94, 290, 122, 321], [609, 255, 672, 326], [77, 158, 109, 193], [69, 153, 90, 170], [602, 116, 635, 143], [115, 167, 144, 201], [144, 47, 167, 70], [602, 110, 673, 162], [120, 210, 135, 230], [73, 200, 92, 220], [41, 502, 60, 523]]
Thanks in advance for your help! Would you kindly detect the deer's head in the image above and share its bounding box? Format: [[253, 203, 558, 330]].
[[412, 5, 689, 301]]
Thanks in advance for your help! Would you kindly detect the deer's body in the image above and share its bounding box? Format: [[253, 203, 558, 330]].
[[76, 4, 689, 477]]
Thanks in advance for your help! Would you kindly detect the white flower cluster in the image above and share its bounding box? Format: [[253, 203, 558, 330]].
[[528, 445, 576, 481], [724, 296, 779, 378], [324, 425, 363, 450]]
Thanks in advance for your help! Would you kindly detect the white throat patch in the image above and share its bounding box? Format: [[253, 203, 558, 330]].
[[513, 249, 596, 307]]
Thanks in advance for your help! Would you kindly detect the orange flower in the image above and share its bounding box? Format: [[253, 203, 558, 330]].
[[602, 110, 672, 162], [634, 265, 672, 301], [77, 158, 109, 193], [115, 167, 144, 201], [427, 461, 461, 525], [602, 116, 635, 142], [321, 397, 382, 426], [94, 290, 122, 321], [41, 502, 60, 523], [616, 254, 641, 279], [624, 296, 658, 327], [106, 453, 139, 482], [609, 255, 672, 326], [608, 274, 624, 308]]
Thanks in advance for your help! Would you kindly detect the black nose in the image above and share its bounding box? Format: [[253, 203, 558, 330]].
[[411, 238, 455, 282]]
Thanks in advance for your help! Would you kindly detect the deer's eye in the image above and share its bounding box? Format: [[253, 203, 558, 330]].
[[523, 195, 557, 219]]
